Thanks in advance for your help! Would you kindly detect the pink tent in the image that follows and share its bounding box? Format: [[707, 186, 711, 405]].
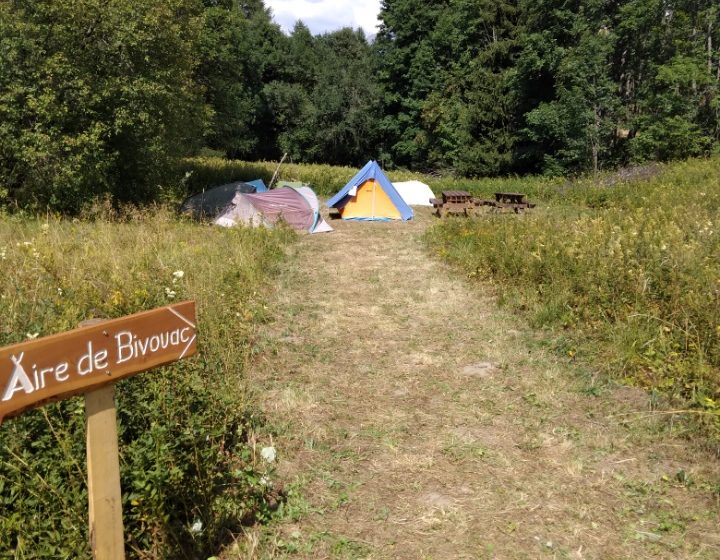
[[214, 187, 332, 234]]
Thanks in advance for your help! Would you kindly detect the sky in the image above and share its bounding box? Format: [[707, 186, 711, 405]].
[[264, 0, 382, 37]]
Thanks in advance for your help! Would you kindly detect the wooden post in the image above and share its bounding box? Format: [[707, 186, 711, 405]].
[[86, 385, 125, 559], [79, 318, 125, 559]]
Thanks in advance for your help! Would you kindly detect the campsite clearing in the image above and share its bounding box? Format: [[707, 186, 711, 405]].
[[243, 208, 720, 559]]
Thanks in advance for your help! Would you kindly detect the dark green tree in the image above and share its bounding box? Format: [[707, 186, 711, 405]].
[[0, 0, 206, 210], [308, 28, 382, 165], [375, 0, 450, 168], [195, 0, 288, 160], [422, 0, 521, 175], [263, 25, 380, 165], [616, 0, 720, 162], [517, 1, 620, 174], [376, 0, 521, 175]]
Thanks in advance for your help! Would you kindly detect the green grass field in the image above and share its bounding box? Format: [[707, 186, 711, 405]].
[[426, 157, 720, 438], [0, 205, 294, 558], [2, 155, 719, 558]]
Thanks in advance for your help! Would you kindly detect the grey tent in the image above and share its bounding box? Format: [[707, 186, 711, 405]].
[[180, 181, 256, 219]]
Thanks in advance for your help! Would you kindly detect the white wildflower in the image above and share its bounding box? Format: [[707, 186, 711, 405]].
[[172, 270, 184, 280], [189, 519, 203, 534], [57, 287, 63, 296], [26, 332, 39, 339], [165, 287, 176, 299], [260, 446, 276, 463]]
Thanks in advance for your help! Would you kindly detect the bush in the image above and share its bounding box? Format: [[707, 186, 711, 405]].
[[0, 209, 293, 558]]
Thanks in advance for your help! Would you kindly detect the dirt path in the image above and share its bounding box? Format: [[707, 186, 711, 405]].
[[244, 209, 720, 559]]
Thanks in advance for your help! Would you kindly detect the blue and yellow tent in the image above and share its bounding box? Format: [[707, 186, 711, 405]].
[[326, 161, 413, 221]]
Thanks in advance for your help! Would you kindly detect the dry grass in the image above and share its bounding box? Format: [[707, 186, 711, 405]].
[[237, 208, 720, 559]]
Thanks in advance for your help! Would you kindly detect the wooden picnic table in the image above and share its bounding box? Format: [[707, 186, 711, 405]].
[[430, 190, 536, 217], [430, 191, 475, 217], [494, 192, 526, 204], [443, 191, 474, 204], [491, 192, 536, 213]]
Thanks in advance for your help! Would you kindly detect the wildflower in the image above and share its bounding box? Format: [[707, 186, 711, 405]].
[[26, 332, 39, 339], [189, 520, 203, 534], [57, 288, 63, 296], [172, 270, 184, 280], [165, 287, 176, 299], [110, 290, 124, 306], [40, 223, 50, 232], [260, 446, 277, 463]]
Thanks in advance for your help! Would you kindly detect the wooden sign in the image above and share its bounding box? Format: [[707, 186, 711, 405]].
[[0, 301, 196, 422]]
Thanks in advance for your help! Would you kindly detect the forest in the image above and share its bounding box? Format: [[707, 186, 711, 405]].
[[1, 0, 720, 211]]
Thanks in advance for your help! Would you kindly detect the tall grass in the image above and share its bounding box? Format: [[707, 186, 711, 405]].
[[0, 205, 294, 558], [426, 157, 720, 433], [178, 156, 571, 202], [180, 157, 430, 198]]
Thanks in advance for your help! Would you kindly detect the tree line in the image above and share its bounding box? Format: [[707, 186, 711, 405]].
[[1, 0, 719, 210], [378, 0, 720, 177]]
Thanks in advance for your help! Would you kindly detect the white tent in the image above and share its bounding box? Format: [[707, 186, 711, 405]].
[[392, 180, 435, 207]]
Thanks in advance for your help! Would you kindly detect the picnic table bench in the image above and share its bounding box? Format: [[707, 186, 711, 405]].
[[430, 191, 536, 216], [430, 191, 476, 216], [491, 192, 536, 213]]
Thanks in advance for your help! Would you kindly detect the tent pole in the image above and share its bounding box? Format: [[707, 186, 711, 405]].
[[269, 153, 288, 189]]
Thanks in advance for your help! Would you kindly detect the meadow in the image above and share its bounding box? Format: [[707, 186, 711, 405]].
[[426, 157, 720, 439], [2, 154, 719, 558], [184, 154, 720, 435], [0, 204, 293, 558]]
